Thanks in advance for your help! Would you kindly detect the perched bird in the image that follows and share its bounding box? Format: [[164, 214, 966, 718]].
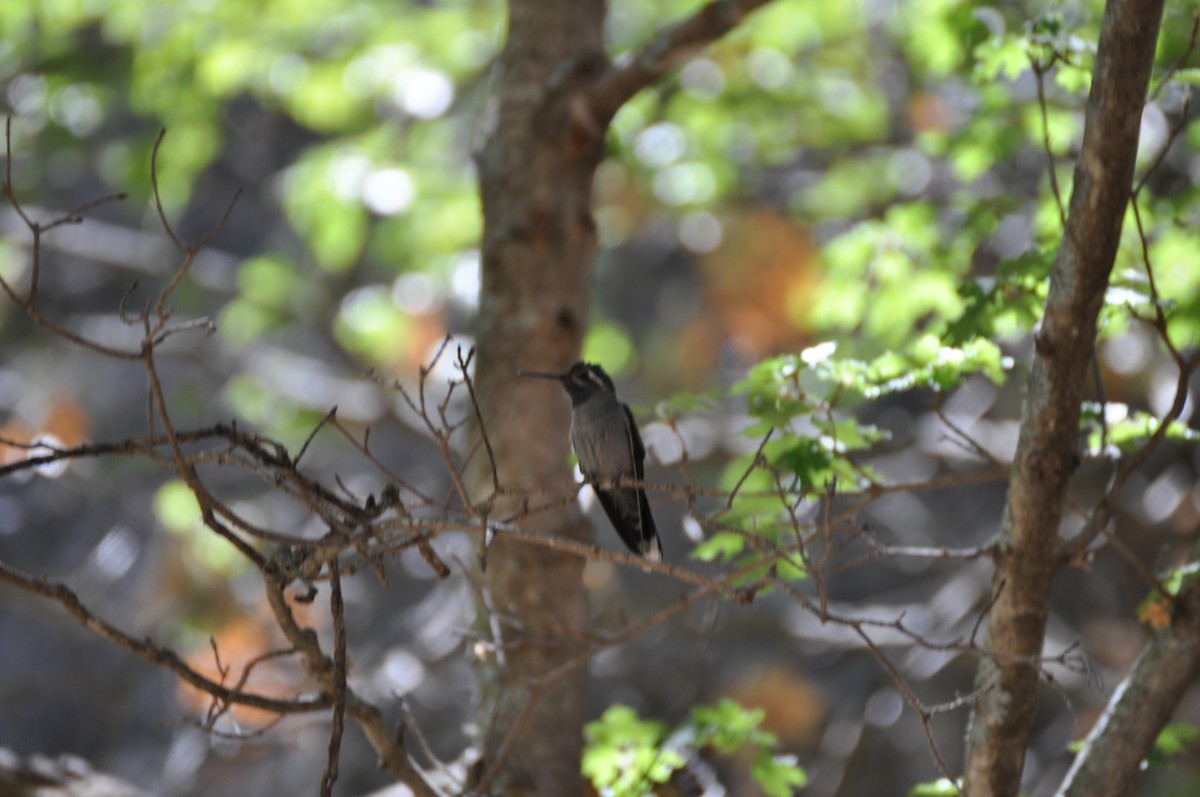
[[517, 361, 663, 561]]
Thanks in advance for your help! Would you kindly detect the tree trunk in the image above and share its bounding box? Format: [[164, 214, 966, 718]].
[[469, 0, 608, 794], [961, 1, 1164, 795]]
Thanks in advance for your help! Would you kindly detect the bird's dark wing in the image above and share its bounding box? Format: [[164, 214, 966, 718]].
[[621, 404, 646, 474], [602, 403, 659, 560]]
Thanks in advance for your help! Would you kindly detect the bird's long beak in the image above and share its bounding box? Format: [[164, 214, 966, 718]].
[[516, 369, 568, 381]]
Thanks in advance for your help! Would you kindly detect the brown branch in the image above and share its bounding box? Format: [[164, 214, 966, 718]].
[[149, 128, 184, 251], [346, 697, 442, 797], [1059, 168, 1200, 562], [458, 346, 501, 495], [329, 415, 436, 506], [962, 2, 1166, 795], [1054, 537, 1200, 797], [1059, 349, 1200, 562], [719, 428, 773, 513], [587, 0, 776, 123], [320, 560, 347, 797], [0, 557, 326, 715], [1148, 11, 1200, 102], [851, 624, 963, 786], [934, 391, 1004, 467], [1031, 56, 1068, 230], [296, 406, 339, 467], [261, 560, 441, 796], [1, 119, 145, 360], [142, 346, 266, 567]]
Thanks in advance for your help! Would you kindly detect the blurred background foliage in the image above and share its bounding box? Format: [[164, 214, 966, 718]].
[[2, 0, 1200, 794]]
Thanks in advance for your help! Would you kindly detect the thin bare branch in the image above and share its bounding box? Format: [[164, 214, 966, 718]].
[[320, 560, 347, 797], [1032, 55, 1068, 229], [149, 128, 184, 252], [0, 557, 325, 715]]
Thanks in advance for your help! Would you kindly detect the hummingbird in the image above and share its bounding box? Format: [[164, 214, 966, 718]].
[[517, 362, 663, 561]]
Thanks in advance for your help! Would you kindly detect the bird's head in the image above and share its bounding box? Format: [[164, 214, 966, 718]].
[[517, 361, 615, 406]]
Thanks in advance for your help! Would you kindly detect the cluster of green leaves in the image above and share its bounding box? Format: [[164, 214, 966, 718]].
[[945, 248, 1053, 343], [689, 337, 1010, 572], [802, 2, 1200, 370], [1080, 401, 1200, 457], [815, 203, 998, 349], [2, 0, 496, 377], [582, 700, 806, 797]]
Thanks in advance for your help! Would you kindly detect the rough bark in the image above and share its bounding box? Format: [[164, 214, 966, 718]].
[[1055, 540, 1200, 797], [961, 1, 1165, 795], [469, 1, 607, 794], [466, 2, 775, 792]]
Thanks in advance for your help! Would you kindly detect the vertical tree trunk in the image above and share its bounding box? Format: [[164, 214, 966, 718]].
[[962, 2, 1164, 795], [469, 0, 608, 793]]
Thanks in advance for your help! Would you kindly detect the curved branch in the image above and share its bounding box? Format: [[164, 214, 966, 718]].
[[588, 0, 775, 123], [962, 1, 1166, 794], [1054, 539, 1200, 797], [0, 557, 326, 715]]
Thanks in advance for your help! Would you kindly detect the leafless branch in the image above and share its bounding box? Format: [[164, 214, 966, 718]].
[[588, 0, 776, 123], [1031, 54, 1068, 229], [320, 560, 347, 797]]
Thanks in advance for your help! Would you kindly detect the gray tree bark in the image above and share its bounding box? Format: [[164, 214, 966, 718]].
[[961, 1, 1165, 795]]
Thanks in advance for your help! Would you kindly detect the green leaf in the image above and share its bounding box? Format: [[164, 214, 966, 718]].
[[692, 700, 806, 795], [655, 389, 719, 418], [1080, 401, 1200, 456], [691, 531, 747, 562], [584, 702, 805, 797], [1149, 722, 1199, 767], [974, 36, 1028, 81], [908, 778, 963, 796], [582, 706, 685, 796], [752, 752, 809, 797], [812, 416, 888, 452]]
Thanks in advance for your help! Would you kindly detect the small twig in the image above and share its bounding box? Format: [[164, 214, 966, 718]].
[[970, 578, 1006, 647], [458, 346, 501, 494], [0, 557, 326, 715], [321, 559, 347, 797], [1031, 56, 1068, 230], [851, 623, 962, 788], [296, 406, 339, 467], [720, 428, 773, 513], [2, 117, 34, 228], [149, 128, 184, 252], [1148, 11, 1200, 102], [934, 391, 1003, 466], [1133, 96, 1191, 197]]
